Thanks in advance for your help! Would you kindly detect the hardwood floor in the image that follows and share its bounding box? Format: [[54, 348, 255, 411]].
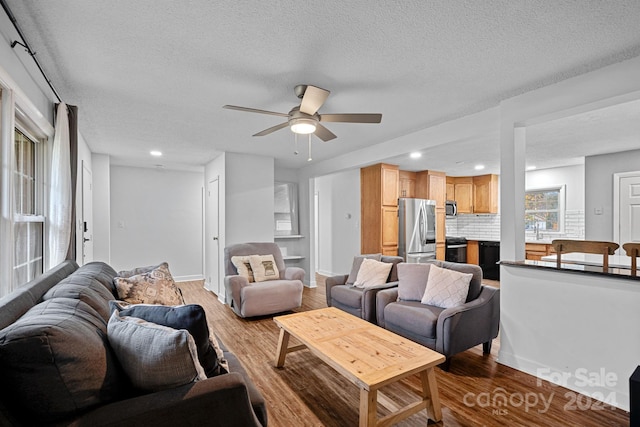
[[179, 279, 628, 427]]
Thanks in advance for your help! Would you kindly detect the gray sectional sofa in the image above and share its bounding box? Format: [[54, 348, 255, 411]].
[[0, 260, 267, 427]]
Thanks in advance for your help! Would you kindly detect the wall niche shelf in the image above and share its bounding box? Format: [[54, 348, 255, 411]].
[[275, 235, 304, 263]]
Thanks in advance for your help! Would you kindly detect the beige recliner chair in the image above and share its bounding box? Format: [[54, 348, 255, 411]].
[[224, 242, 304, 318]]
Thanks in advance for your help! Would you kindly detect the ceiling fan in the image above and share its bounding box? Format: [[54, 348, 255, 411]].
[[223, 84, 382, 142]]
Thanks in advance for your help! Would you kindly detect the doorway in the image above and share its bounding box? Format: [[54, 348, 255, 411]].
[[206, 177, 221, 300], [81, 161, 93, 265], [614, 171, 640, 249]]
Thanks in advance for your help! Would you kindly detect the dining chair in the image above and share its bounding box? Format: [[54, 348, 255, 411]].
[[551, 239, 620, 273], [623, 242, 640, 276]]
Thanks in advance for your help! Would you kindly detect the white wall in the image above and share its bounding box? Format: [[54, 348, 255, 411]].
[[204, 152, 276, 295], [526, 164, 585, 211], [110, 165, 204, 280], [500, 265, 640, 411], [585, 148, 640, 241], [224, 153, 274, 245], [92, 153, 111, 263], [315, 169, 360, 276]]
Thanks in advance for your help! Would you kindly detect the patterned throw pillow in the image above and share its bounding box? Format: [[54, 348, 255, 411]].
[[346, 254, 382, 285], [113, 263, 184, 306], [118, 262, 167, 278], [107, 311, 207, 391], [353, 258, 393, 289], [421, 264, 472, 308], [231, 256, 255, 282], [249, 254, 280, 282]]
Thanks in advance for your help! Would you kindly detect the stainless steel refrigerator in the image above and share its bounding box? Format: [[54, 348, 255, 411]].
[[398, 198, 437, 263]]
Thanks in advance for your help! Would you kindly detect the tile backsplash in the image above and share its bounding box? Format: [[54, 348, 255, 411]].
[[445, 209, 585, 241]]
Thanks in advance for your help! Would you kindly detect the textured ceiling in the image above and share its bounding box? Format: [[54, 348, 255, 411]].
[[5, 0, 640, 173]]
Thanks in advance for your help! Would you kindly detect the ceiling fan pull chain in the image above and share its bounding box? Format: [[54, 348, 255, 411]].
[[307, 134, 312, 162], [294, 133, 299, 155]]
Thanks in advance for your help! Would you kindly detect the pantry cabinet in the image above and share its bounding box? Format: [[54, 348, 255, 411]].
[[361, 163, 399, 255]]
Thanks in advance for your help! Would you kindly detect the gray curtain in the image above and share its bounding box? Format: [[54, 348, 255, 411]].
[[62, 104, 78, 261]]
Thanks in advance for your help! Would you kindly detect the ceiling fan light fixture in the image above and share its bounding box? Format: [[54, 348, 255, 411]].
[[290, 118, 316, 134]]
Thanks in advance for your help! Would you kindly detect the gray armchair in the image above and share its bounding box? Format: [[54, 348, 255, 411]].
[[224, 242, 304, 318], [376, 260, 499, 366], [325, 255, 403, 324]]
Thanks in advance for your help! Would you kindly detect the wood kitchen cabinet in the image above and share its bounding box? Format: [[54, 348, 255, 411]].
[[361, 163, 399, 255], [473, 174, 499, 214], [398, 170, 416, 198], [467, 240, 479, 265], [525, 243, 556, 260], [415, 170, 446, 260], [447, 176, 474, 214]]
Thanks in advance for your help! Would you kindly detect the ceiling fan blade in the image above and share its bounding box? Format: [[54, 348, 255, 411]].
[[314, 124, 337, 142], [223, 105, 289, 118], [299, 85, 330, 116], [253, 122, 289, 137], [319, 113, 382, 123]]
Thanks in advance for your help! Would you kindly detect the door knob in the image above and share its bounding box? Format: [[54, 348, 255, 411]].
[[83, 237, 91, 243], [213, 236, 218, 241]]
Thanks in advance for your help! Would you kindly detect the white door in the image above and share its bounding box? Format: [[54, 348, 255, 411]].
[[81, 162, 94, 264], [617, 173, 640, 246], [206, 178, 221, 298]]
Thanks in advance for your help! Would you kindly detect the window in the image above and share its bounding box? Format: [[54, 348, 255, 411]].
[[13, 128, 44, 286], [525, 187, 564, 233]]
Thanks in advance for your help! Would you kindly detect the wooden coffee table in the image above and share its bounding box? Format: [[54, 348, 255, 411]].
[[274, 307, 445, 427]]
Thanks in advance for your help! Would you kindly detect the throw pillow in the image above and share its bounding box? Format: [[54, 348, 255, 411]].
[[397, 263, 431, 301], [249, 254, 280, 282], [421, 264, 472, 309], [231, 255, 255, 282], [108, 301, 225, 377], [353, 258, 393, 289], [107, 311, 207, 391], [346, 254, 382, 284], [118, 261, 167, 278], [113, 263, 184, 305]]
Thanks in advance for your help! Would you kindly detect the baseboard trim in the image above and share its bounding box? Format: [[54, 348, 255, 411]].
[[175, 274, 204, 282]]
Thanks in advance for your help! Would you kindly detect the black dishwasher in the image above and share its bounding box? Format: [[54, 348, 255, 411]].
[[479, 241, 500, 280]]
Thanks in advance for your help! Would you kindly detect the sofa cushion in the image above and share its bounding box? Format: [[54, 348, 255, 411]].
[[74, 261, 119, 294], [353, 258, 393, 288], [44, 276, 115, 321], [107, 311, 207, 391], [249, 254, 280, 282], [346, 254, 382, 285], [109, 301, 225, 377], [384, 301, 444, 339], [231, 255, 255, 282], [421, 264, 472, 308], [397, 263, 431, 302], [0, 298, 123, 423], [114, 263, 184, 305]]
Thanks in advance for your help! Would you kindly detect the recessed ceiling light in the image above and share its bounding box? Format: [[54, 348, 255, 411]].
[[150, 150, 162, 157], [474, 164, 485, 170], [410, 152, 422, 159], [526, 165, 537, 171]]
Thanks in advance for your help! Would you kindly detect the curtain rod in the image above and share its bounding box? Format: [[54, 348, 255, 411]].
[[0, 0, 62, 103]]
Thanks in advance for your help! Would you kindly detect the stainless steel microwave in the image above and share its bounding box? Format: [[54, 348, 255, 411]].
[[445, 200, 457, 216]]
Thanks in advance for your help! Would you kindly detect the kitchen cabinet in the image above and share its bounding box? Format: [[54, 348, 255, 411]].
[[525, 243, 556, 260], [361, 163, 399, 255], [467, 240, 479, 265], [447, 176, 474, 214], [473, 174, 499, 214], [399, 170, 416, 198], [415, 170, 446, 260]]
